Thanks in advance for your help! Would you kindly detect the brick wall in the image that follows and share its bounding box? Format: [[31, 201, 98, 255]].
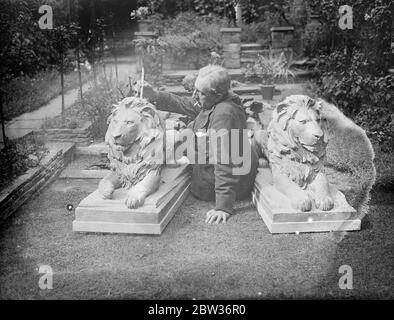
[[221, 28, 241, 69]]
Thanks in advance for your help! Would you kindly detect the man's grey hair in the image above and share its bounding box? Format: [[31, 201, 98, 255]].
[[195, 65, 231, 97]]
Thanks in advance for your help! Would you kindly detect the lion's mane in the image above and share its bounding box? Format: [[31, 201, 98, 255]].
[[106, 97, 165, 189], [267, 95, 329, 189]]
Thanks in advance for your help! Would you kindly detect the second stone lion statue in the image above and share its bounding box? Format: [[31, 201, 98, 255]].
[[266, 95, 334, 212], [98, 97, 165, 209]]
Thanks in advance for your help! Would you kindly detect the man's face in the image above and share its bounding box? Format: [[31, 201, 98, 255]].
[[192, 79, 222, 110], [192, 88, 217, 110]]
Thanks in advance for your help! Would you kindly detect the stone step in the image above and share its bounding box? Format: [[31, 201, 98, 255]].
[[160, 85, 263, 96], [59, 169, 110, 179], [75, 142, 108, 156], [242, 48, 294, 58], [240, 58, 255, 67], [162, 68, 245, 83], [241, 50, 266, 59], [241, 43, 264, 51]]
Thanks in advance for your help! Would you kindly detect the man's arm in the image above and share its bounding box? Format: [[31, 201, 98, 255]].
[[209, 112, 243, 215], [134, 81, 200, 118], [155, 91, 200, 119]]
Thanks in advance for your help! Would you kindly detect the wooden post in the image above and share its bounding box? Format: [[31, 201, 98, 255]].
[[0, 89, 7, 150], [74, 0, 83, 106], [60, 49, 65, 123], [76, 47, 84, 106], [90, 0, 97, 87], [112, 24, 119, 85], [101, 29, 106, 79]]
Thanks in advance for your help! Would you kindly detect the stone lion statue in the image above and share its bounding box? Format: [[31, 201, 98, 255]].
[[98, 97, 165, 209], [266, 95, 334, 212]]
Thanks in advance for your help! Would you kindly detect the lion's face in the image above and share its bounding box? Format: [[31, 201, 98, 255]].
[[289, 106, 324, 152], [106, 97, 163, 154], [274, 95, 328, 154], [107, 105, 142, 152]]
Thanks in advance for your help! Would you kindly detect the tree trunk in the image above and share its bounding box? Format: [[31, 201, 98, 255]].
[[90, 0, 97, 87], [101, 30, 106, 79]]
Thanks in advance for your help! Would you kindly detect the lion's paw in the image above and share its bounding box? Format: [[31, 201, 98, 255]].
[[98, 180, 114, 199], [315, 195, 334, 211], [292, 193, 313, 212], [125, 193, 145, 209]]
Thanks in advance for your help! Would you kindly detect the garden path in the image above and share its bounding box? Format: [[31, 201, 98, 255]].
[[0, 57, 137, 148]]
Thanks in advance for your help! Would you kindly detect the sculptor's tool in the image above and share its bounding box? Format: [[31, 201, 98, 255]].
[[140, 66, 145, 99]]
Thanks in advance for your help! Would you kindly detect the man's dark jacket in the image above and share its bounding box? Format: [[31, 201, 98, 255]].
[[154, 91, 258, 214]]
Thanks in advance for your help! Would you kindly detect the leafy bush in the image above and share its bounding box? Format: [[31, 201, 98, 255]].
[[157, 11, 224, 67], [307, 0, 394, 153], [133, 11, 225, 84], [0, 0, 78, 81], [0, 134, 48, 192], [314, 50, 394, 152], [240, 3, 293, 44], [354, 105, 394, 154], [306, 0, 392, 70], [132, 37, 167, 85], [80, 75, 124, 137], [41, 75, 124, 138], [240, 21, 271, 44]]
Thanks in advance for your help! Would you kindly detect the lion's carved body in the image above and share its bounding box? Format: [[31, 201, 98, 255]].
[[266, 95, 334, 212], [98, 97, 164, 209]]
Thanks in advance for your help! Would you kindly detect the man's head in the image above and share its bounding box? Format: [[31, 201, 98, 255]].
[[193, 65, 231, 110]]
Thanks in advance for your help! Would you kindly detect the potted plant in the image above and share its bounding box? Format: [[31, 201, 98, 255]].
[[245, 55, 276, 100], [244, 52, 295, 100], [130, 6, 152, 32]]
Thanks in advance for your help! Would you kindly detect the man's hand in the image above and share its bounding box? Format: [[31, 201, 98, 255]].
[[134, 80, 157, 102], [205, 209, 230, 224]]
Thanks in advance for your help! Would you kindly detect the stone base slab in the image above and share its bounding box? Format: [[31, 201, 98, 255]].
[[73, 166, 190, 235], [252, 168, 361, 234]]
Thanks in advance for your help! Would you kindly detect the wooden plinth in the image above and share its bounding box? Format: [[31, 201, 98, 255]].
[[73, 166, 190, 235], [252, 168, 361, 234]]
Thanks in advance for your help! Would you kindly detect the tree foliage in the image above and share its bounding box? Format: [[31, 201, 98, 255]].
[[308, 0, 394, 152]]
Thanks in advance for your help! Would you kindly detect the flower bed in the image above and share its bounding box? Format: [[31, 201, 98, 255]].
[[39, 76, 124, 145]]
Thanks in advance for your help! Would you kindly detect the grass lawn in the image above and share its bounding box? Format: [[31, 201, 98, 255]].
[[0, 174, 392, 299], [374, 148, 394, 191]]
